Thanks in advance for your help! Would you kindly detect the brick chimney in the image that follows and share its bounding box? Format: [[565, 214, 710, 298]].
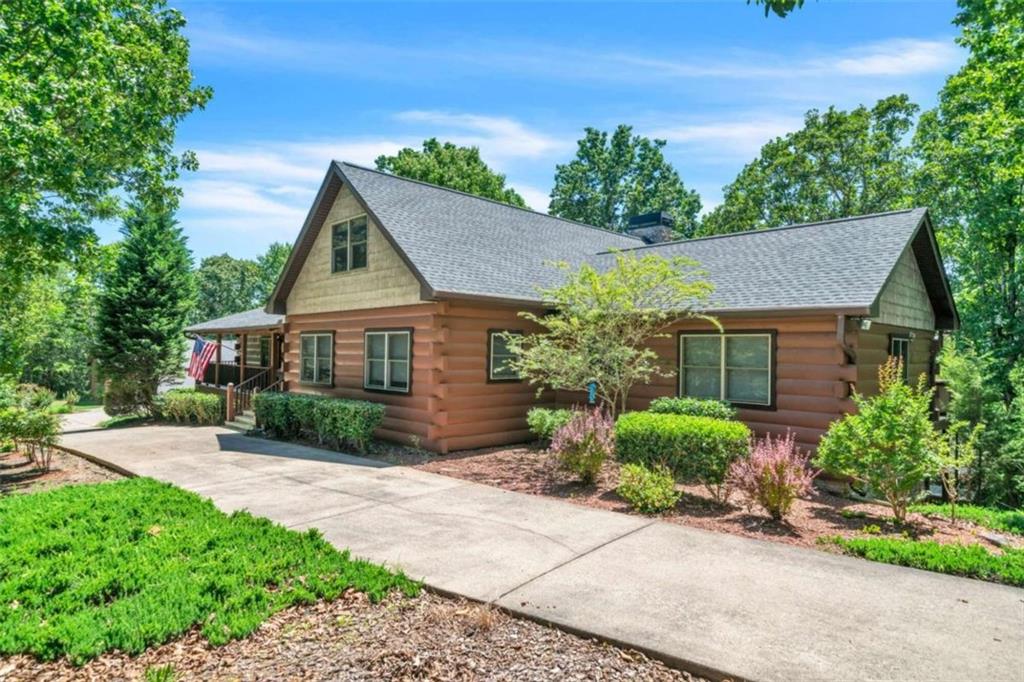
[[625, 211, 676, 244]]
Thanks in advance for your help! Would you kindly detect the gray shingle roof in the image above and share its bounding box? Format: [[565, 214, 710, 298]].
[[270, 163, 955, 327], [338, 162, 642, 301], [586, 208, 931, 314], [185, 308, 283, 334]]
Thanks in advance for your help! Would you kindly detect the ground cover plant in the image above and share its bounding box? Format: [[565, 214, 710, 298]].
[[0, 478, 420, 664], [617, 462, 681, 513], [820, 536, 1024, 586], [910, 503, 1024, 536], [526, 407, 573, 443]]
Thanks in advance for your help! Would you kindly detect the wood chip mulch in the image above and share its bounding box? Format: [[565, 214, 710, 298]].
[[412, 445, 1020, 553], [2, 591, 704, 682], [0, 448, 122, 495]]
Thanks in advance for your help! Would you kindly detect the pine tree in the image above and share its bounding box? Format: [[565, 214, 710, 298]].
[[95, 202, 195, 414]]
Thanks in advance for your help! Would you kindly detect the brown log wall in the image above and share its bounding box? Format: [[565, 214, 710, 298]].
[[850, 322, 936, 396], [284, 302, 937, 454]]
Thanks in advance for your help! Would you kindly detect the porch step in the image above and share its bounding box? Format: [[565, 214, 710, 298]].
[[224, 410, 256, 433]]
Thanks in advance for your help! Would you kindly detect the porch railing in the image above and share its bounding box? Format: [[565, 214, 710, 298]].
[[201, 361, 273, 388], [231, 368, 281, 416]]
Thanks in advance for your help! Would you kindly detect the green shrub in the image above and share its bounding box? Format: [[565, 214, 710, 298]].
[[253, 393, 384, 453], [911, 503, 1024, 536], [648, 396, 737, 421], [815, 358, 942, 523], [16, 384, 56, 411], [103, 377, 150, 416], [0, 406, 62, 470], [63, 389, 81, 410], [526, 407, 573, 443], [617, 463, 681, 513], [615, 411, 750, 501], [550, 408, 615, 484], [0, 478, 420, 664], [820, 535, 1024, 586], [159, 389, 222, 425], [313, 398, 385, 453]]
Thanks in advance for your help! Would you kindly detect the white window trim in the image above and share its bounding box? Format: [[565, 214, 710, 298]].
[[364, 330, 411, 393], [331, 214, 369, 274], [678, 333, 774, 407], [489, 330, 521, 381], [299, 332, 333, 386]]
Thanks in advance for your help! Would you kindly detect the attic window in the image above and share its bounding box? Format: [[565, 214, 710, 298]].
[[332, 215, 368, 273]]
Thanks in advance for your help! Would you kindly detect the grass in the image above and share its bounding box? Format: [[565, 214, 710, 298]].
[[0, 478, 420, 664], [910, 503, 1024, 536], [49, 396, 104, 414], [820, 535, 1024, 586]]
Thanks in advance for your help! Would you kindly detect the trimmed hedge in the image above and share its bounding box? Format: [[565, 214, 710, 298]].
[[648, 396, 737, 421], [253, 392, 384, 453], [526, 407, 573, 443], [615, 411, 750, 500], [821, 536, 1024, 586], [159, 389, 222, 425]]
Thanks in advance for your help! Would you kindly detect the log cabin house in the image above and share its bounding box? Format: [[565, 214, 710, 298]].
[[186, 161, 958, 453]]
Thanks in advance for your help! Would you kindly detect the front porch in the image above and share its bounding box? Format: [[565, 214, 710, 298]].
[[184, 308, 286, 419]]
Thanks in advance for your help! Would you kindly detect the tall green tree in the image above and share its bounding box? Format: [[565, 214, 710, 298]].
[[375, 139, 526, 207], [191, 242, 293, 323], [701, 95, 919, 236], [94, 203, 195, 414], [0, 246, 118, 394], [549, 125, 702, 237], [193, 255, 262, 323], [255, 242, 293, 303], [0, 0, 210, 304], [915, 0, 1024, 395]]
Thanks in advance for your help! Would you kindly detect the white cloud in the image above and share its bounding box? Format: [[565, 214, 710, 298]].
[[512, 183, 552, 213], [179, 112, 567, 249], [649, 116, 803, 158], [833, 39, 961, 77], [393, 111, 569, 162]]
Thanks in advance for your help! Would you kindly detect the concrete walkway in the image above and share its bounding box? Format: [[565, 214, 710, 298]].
[[61, 417, 1024, 682]]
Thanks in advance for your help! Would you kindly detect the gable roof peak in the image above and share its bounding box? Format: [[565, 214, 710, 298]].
[[334, 161, 644, 243]]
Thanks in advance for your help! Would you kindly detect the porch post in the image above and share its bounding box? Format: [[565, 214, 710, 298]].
[[269, 331, 279, 381], [226, 382, 235, 422], [239, 333, 247, 384], [214, 333, 222, 386]]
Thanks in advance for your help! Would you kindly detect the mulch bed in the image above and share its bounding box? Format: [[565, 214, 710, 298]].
[[0, 448, 122, 494], [3, 591, 703, 682], [412, 445, 1019, 553]]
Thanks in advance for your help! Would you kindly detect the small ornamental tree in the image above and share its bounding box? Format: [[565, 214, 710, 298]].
[[815, 358, 942, 523], [936, 420, 983, 524], [506, 251, 715, 414], [94, 201, 195, 415]]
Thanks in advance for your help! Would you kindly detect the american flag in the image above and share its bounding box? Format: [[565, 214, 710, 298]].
[[187, 337, 219, 380]]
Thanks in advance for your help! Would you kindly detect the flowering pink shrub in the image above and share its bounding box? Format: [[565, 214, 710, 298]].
[[728, 432, 816, 521], [550, 408, 615, 484]]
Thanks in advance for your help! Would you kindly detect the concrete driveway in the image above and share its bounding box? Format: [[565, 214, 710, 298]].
[[61, 417, 1024, 682]]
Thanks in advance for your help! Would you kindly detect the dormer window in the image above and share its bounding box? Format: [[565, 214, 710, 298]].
[[332, 215, 368, 273]]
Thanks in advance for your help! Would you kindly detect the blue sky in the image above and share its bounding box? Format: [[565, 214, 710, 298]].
[[125, 0, 963, 261]]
